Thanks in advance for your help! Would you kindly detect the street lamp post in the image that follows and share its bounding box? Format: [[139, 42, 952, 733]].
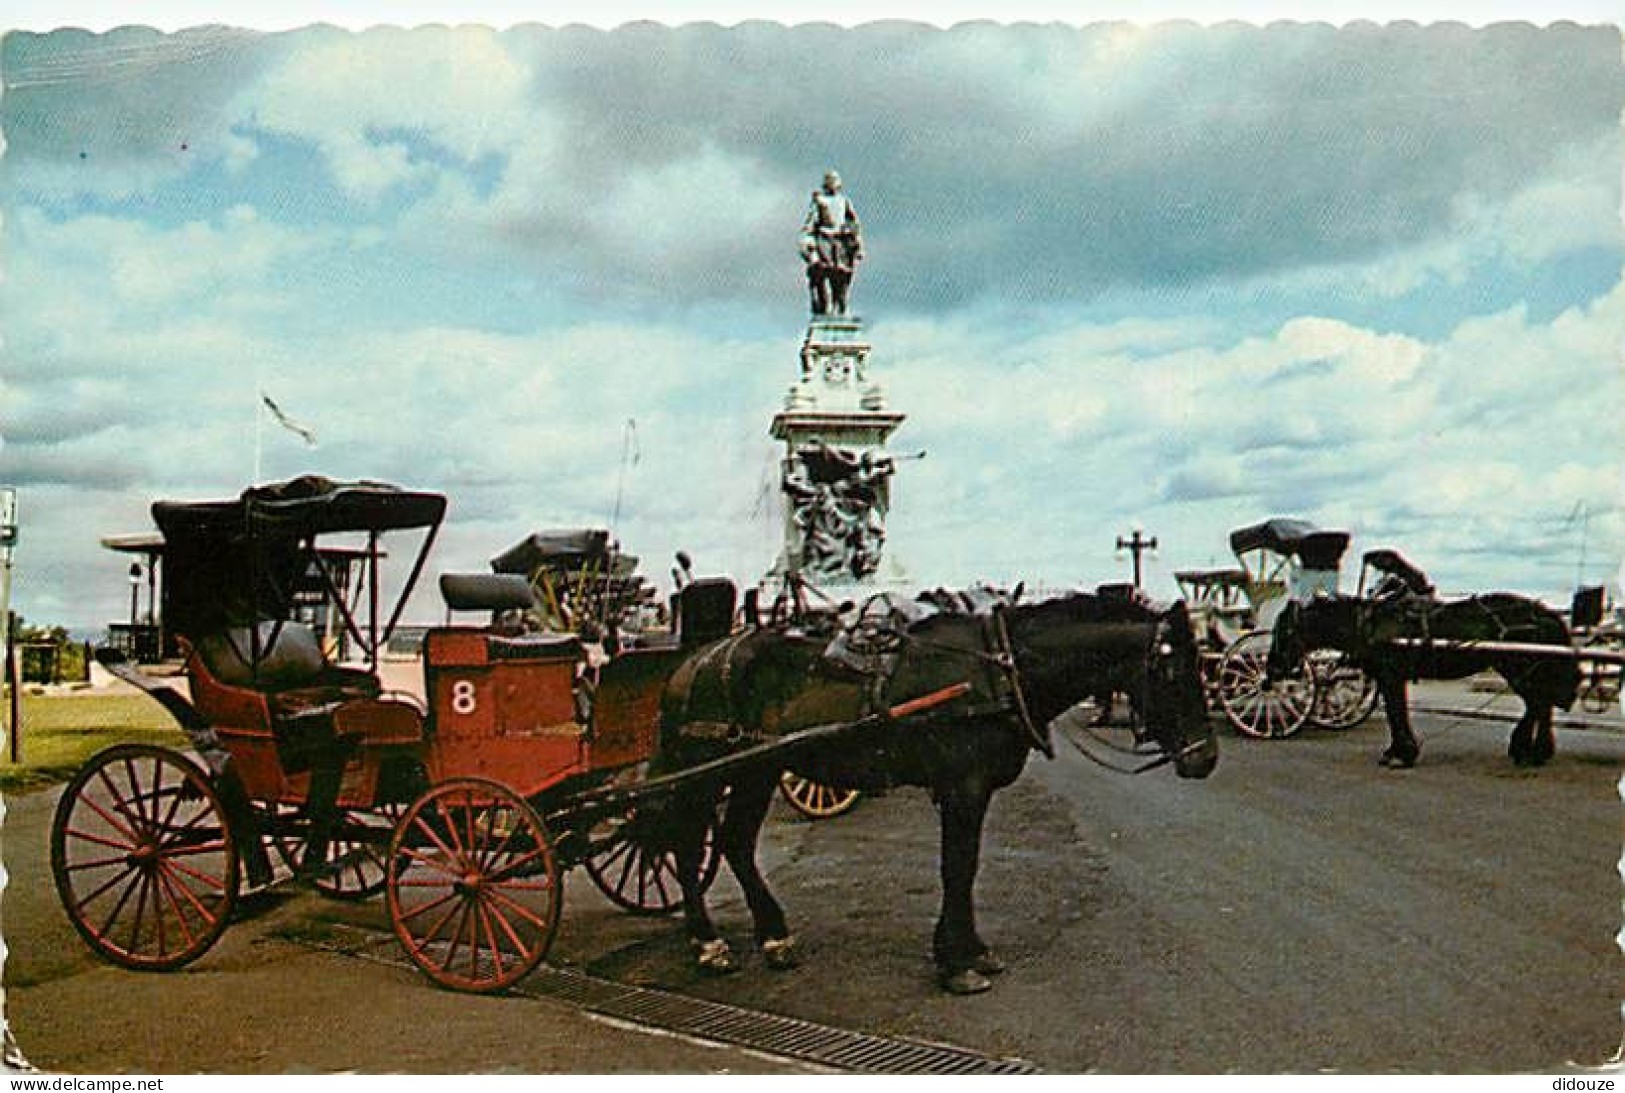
[[1116, 528, 1158, 591], [128, 562, 142, 632]]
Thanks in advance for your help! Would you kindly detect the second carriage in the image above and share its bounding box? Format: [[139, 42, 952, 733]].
[[1177, 518, 1379, 739]]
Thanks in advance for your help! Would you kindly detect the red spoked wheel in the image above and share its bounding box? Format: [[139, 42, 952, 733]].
[[386, 779, 561, 993], [51, 744, 240, 970], [271, 803, 401, 901], [583, 780, 725, 915]]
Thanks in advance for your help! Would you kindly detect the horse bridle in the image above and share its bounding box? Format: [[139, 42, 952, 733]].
[[1057, 618, 1208, 776]]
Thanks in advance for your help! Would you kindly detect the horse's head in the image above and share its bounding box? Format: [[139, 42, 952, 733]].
[[1138, 602, 1218, 779], [1006, 593, 1216, 778]]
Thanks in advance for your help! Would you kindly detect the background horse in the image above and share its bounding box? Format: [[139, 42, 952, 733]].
[[648, 590, 1216, 994], [1270, 591, 1579, 767]]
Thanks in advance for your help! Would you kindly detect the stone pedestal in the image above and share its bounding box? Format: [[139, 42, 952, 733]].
[[769, 315, 907, 590]]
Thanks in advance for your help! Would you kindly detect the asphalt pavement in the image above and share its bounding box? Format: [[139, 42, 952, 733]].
[[3, 684, 1620, 1073]]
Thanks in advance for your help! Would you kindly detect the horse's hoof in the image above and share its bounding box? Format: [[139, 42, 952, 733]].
[[939, 968, 993, 995], [693, 938, 737, 976], [973, 950, 1007, 976], [761, 936, 799, 970]]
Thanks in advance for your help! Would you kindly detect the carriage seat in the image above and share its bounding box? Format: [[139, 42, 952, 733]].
[[439, 573, 537, 634], [673, 578, 737, 646], [185, 624, 420, 764], [195, 622, 378, 696], [485, 632, 584, 661]]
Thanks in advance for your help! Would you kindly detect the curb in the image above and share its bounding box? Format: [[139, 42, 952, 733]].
[[1412, 703, 1623, 735]]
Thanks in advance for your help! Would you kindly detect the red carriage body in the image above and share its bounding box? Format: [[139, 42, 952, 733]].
[[53, 477, 731, 991]]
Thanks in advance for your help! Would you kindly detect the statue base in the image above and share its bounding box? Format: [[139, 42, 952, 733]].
[[769, 314, 909, 592]]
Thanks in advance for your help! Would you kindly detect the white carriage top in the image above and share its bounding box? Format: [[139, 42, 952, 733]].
[[1226, 518, 1354, 628]]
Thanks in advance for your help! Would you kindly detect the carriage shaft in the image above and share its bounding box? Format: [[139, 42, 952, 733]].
[[1383, 637, 1625, 664]]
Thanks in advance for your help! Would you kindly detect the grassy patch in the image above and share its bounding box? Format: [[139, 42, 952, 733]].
[[0, 692, 187, 793]]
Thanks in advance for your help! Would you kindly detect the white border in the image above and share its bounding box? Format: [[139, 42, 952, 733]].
[[0, 1, 1622, 31]]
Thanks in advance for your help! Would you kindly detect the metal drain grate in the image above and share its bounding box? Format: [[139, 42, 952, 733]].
[[517, 963, 1041, 1075], [298, 923, 1039, 1074]]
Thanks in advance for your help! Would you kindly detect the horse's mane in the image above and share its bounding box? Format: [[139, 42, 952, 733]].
[[1014, 588, 1168, 626], [832, 586, 1182, 649]]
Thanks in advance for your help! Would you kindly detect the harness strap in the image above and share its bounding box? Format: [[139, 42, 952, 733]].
[[671, 630, 752, 734], [812, 602, 1048, 756], [991, 606, 1052, 758]]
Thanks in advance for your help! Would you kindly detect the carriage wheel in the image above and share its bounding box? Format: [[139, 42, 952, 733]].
[[271, 804, 400, 901], [1580, 634, 1624, 715], [386, 779, 561, 993], [51, 744, 239, 970], [582, 775, 725, 916], [1216, 631, 1316, 739], [778, 772, 862, 819], [1308, 650, 1380, 730]]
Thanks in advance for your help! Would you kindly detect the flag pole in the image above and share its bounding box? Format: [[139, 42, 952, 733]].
[[609, 417, 637, 532], [254, 383, 264, 485]]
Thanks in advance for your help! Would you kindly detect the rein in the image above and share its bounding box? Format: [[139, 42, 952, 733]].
[[1058, 719, 1207, 775], [1056, 638, 1201, 776]]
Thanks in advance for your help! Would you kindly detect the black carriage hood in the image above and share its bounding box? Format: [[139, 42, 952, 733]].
[[151, 476, 446, 639], [1228, 518, 1351, 570], [1173, 568, 1251, 588], [153, 475, 446, 541], [1361, 548, 1434, 595], [490, 529, 613, 575]]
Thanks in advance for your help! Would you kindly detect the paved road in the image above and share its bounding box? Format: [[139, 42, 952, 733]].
[[4, 703, 1620, 1073]]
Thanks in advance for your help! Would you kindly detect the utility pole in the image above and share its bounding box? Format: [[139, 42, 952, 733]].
[[1576, 502, 1590, 590], [2, 487, 18, 762], [1116, 527, 1158, 591]]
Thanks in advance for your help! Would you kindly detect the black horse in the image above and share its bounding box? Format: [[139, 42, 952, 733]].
[[1269, 591, 1579, 767], [648, 590, 1217, 994]]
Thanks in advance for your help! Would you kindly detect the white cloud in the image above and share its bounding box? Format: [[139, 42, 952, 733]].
[[2, 23, 1621, 628], [243, 27, 540, 202]]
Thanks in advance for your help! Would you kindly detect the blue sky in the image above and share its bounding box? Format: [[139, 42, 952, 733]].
[[1, 20, 1621, 629]]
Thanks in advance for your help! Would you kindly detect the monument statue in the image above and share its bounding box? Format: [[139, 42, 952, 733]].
[[782, 441, 895, 580], [799, 170, 863, 317]]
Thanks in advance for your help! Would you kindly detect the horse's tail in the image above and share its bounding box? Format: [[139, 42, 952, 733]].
[[1540, 633, 1583, 711], [1505, 600, 1583, 711], [1514, 648, 1582, 711]]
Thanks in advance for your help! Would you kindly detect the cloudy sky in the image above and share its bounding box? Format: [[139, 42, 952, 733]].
[[1, 20, 1622, 630]]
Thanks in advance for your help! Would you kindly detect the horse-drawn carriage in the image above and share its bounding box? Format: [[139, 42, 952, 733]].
[[1176, 518, 1378, 739], [53, 475, 1219, 995], [53, 476, 979, 993], [1268, 545, 1625, 767]]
